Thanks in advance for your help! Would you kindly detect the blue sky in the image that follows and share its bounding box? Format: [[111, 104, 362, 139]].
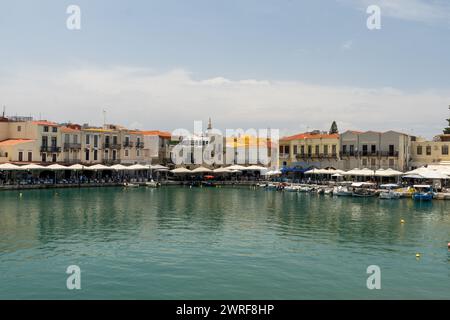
[[0, 0, 449, 138]]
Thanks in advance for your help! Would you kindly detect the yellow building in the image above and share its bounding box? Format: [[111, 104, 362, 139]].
[[410, 134, 450, 168], [0, 119, 63, 163], [279, 131, 340, 169]]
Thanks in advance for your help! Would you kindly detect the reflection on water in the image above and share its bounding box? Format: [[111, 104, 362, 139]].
[[0, 186, 449, 299]]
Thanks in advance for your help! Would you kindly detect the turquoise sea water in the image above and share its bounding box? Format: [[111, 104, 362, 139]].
[[0, 186, 449, 299]]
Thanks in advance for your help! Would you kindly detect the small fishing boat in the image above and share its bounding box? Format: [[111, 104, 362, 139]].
[[351, 182, 376, 197], [124, 182, 139, 188], [145, 180, 160, 188], [284, 185, 300, 192], [379, 184, 401, 199], [333, 186, 352, 196], [412, 185, 434, 201]]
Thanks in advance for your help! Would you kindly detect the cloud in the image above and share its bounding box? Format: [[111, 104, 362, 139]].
[[340, 0, 450, 25], [0, 66, 449, 139]]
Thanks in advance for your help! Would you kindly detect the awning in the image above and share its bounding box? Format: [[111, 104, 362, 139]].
[[171, 167, 192, 174], [46, 164, 69, 170], [19, 164, 46, 170], [192, 166, 212, 173], [0, 163, 21, 170]]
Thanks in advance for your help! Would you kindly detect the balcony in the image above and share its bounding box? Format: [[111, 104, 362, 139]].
[[41, 146, 61, 153], [279, 153, 289, 159], [123, 141, 134, 148], [63, 159, 81, 164], [135, 142, 144, 148], [63, 143, 82, 151], [103, 143, 122, 150]]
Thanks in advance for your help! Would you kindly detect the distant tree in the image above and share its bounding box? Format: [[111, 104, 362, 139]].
[[329, 121, 339, 134], [444, 106, 450, 134]]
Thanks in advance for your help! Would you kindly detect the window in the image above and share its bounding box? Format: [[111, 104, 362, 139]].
[[113, 136, 118, 145], [112, 150, 117, 160], [52, 127, 57, 133], [332, 145, 337, 155], [362, 144, 368, 155], [426, 146, 431, 156], [370, 158, 376, 166], [17, 126, 21, 132], [417, 146, 422, 155], [315, 145, 319, 155], [293, 145, 298, 154], [284, 146, 290, 154], [137, 149, 140, 157], [389, 159, 394, 167], [85, 149, 90, 161], [125, 150, 129, 157], [28, 152, 32, 162], [442, 145, 449, 155], [308, 145, 312, 156], [324, 145, 328, 155], [349, 145, 354, 155], [18, 151, 23, 162], [51, 137, 57, 147], [65, 134, 70, 143], [300, 145, 305, 155], [94, 150, 98, 161], [42, 136, 48, 146], [86, 134, 90, 145], [42, 153, 47, 162], [43, 126, 49, 132], [362, 159, 367, 166], [389, 145, 394, 156], [371, 145, 376, 154], [342, 145, 347, 153], [279, 146, 283, 154], [52, 154, 57, 162], [73, 135, 78, 144], [94, 135, 98, 148]]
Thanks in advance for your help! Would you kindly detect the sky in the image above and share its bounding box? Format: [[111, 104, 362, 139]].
[[0, 0, 450, 138]]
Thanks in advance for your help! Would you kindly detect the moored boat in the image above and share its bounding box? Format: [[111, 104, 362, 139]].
[[412, 185, 434, 201]]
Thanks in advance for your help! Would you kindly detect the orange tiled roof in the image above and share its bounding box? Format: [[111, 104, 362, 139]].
[[61, 126, 80, 133], [281, 132, 339, 141], [0, 139, 34, 146], [32, 120, 58, 126], [134, 130, 172, 139]]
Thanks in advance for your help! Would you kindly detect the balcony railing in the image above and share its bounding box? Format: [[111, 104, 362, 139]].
[[340, 151, 399, 157], [63, 159, 81, 164], [41, 146, 61, 153], [63, 143, 82, 150], [123, 141, 134, 148], [135, 142, 144, 148], [103, 143, 122, 149]]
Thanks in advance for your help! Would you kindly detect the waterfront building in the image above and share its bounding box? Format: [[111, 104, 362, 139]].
[[61, 124, 82, 164], [339, 130, 413, 171], [0, 119, 63, 163], [279, 131, 340, 169], [134, 130, 171, 165], [410, 133, 450, 168]]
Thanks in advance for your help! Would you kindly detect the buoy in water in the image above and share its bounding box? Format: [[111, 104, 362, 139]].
[[19, 193, 23, 197], [416, 253, 421, 258], [400, 219, 405, 224], [447, 243, 450, 249]]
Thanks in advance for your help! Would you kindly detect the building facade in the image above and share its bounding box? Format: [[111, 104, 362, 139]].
[[339, 130, 413, 171], [279, 131, 340, 169], [410, 134, 450, 168]]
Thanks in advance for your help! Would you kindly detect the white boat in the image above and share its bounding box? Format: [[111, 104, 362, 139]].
[[123, 182, 139, 188], [379, 184, 401, 199], [145, 180, 160, 188], [379, 190, 401, 199], [284, 185, 300, 192], [298, 186, 311, 192], [333, 186, 352, 196], [324, 187, 333, 195]]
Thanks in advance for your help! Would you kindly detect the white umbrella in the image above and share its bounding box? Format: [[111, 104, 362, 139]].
[[226, 165, 247, 170], [305, 168, 323, 175], [46, 164, 69, 170], [85, 164, 111, 170], [150, 164, 169, 171], [126, 164, 149, 170], [171, 167, 192, 174], [19, 164, 46, 170], [331, 173, 344, 177], [68, 164, 86, 170], [245, 165, 267, 171], [110, 164, 128, 171], [213, 167, 233, 173], [376, 168, 403, 177], [0, 163, 20, 170], [192, 166, 212, 173]]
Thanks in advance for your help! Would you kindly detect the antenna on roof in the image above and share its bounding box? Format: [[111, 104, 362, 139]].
[[103, 109, 107, 127], [2, 105, 5, 117]]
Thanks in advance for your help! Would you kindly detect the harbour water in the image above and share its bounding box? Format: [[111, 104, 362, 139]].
[[0, 186, 449, 299]]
